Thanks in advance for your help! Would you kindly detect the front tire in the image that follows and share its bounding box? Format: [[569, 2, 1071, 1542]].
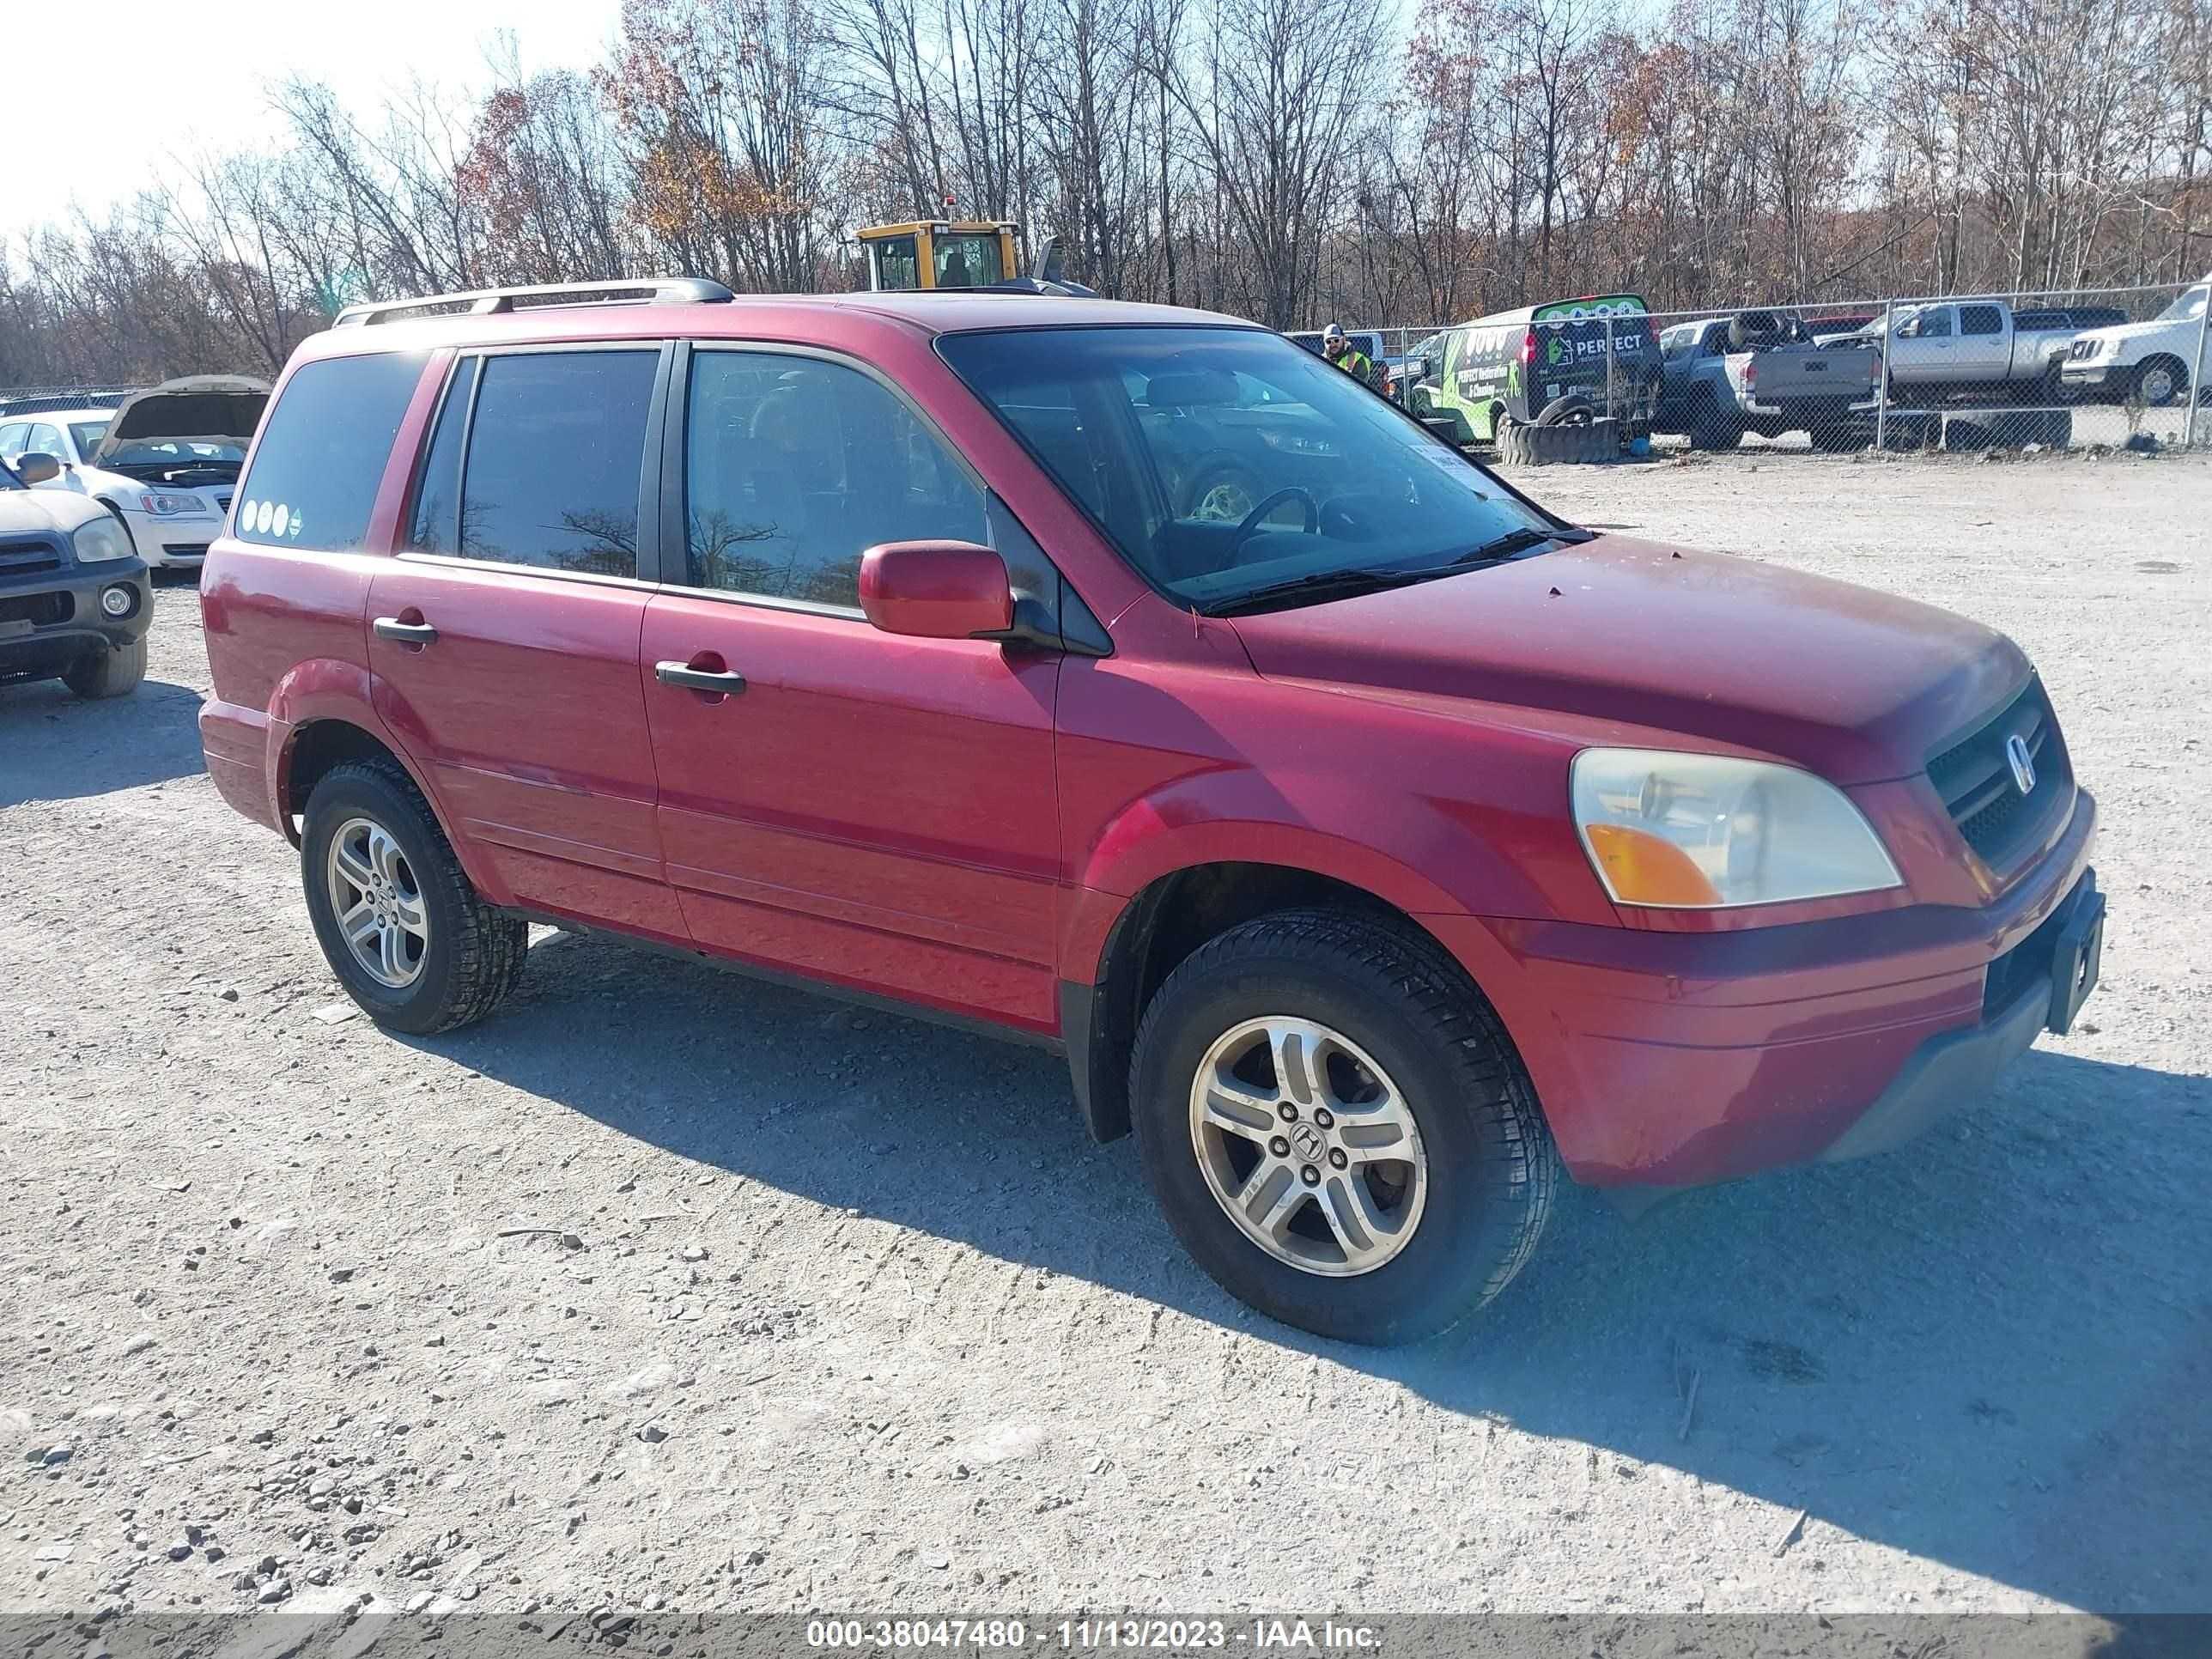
[[2135, 356, 2188, 408], [301, 758, 527, 1035], [64, 636, 146, 698], [1129, 908, 1558, 1346]]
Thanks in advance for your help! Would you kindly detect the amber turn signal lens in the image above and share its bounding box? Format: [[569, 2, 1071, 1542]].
[[1583, 824, 1723, 907]]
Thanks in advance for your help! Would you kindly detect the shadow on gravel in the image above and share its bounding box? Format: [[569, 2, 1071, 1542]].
[[0, 677, 206, 805], [422, 929, 2212, 1616]]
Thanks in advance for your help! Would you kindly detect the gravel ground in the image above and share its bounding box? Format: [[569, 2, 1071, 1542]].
[[2, 448, 2208, 1630]]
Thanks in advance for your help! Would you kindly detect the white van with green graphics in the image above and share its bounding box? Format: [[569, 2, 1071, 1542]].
[[1415, 295, 1662, 454]]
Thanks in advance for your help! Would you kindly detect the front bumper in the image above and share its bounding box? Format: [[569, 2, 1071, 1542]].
[[119, 504, 218, 569], [0, 560, 152, 678], [2060, 362, 2122, 394], [1820, 869, 2102, 1161], [1424, 787, 2099, 1188]]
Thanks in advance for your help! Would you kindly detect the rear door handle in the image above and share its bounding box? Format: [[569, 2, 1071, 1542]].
[[373, 617, 438, 645], [654, 660, 747, 695]]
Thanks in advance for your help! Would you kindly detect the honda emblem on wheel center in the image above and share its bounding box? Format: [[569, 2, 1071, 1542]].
[[1291, 1122, 1328, 1163], [2005, 732, 2037, 795]]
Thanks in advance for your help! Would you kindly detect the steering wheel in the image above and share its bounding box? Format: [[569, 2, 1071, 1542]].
[[1232, 487, 1320, 547]]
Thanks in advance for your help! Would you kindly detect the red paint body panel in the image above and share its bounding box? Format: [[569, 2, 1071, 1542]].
[[367, 560, 683, 939], [639, 592, 1062, 1032], [199, 292, 2101, 1191], [1227, 535, 2028, 787]]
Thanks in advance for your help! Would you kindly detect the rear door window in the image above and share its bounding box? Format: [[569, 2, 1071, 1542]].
[[1960, 304, 2003, 336], [452, 350, 659, 579], [235, 352, 427, 550]]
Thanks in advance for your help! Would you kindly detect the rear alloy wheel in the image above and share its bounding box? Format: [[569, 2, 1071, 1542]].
[[325, 817, 432, 991], [1131, 908, 1559, 1345], [301, 758, 527, 1034]]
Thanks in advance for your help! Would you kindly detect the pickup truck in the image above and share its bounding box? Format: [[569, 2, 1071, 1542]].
[[1817, 301, 2107, 404], [1655, 315, 1880, 449], [2060, 279, 2209, 408]]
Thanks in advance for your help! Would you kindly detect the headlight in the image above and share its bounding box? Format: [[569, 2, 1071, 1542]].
[[139, 491, 212, 516], [1571, 748, 1902, 909], [1258, 428, 1341, 457], [71, 516, 135, 564]]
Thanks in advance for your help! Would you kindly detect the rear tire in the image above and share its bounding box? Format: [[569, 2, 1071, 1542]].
[[1129, 908, 1559, 1346], [63, 636, 146, 699], [1686, 395, 1742, 452], [301, 758, 527, 1035]]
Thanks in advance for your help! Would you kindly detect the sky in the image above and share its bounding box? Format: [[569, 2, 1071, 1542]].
[[2, 0, 624, 239]]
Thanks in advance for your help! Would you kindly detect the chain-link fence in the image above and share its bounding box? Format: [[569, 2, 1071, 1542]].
[[1360, 279, 2211, 453]]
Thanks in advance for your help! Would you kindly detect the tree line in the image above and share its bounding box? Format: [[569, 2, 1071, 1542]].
[[3, 0, 2206, 385]]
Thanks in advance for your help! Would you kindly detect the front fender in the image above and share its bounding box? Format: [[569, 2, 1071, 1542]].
[[1060, 764, 1583, 986]]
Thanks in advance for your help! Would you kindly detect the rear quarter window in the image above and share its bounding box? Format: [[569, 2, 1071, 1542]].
[[235, 352, 427, 550]]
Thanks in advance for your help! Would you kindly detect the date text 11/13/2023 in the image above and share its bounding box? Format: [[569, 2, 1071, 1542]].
[[804, 1619, 1382, 1650]]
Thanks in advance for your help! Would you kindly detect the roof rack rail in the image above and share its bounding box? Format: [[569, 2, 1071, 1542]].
[[332, 277, 737, 329]]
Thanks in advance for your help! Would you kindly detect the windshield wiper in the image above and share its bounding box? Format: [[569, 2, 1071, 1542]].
[[1200, 525, 1590, 618], [1200, 566, 1435, 617], [1436, 525, 1589, 566]]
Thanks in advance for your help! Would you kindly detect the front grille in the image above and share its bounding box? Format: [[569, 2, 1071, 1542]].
[[0, 536, 64, 577], [0, 590, 70, 628], [214, 494, 233, 513], [1927, 677, 2073, 870], [2069, 339, 2097, 361]]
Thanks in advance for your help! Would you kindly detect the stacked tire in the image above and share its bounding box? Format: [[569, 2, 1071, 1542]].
[[1497, 411, 1620, 466]]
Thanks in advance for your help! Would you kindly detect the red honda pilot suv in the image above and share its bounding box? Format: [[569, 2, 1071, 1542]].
[[198, 278, 2104, 1345]]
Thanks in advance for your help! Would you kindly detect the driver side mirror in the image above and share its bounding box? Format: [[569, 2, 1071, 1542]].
[[858, 541, 1014, 640], [15, 452, 61, 484]]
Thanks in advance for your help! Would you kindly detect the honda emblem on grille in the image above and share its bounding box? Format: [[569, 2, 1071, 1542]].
[[2005, 732, 2037, 796]]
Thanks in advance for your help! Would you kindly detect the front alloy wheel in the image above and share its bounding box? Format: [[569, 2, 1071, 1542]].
[[1130, 908, 1559, 1345], [1189, 1016, 1427, 1275]]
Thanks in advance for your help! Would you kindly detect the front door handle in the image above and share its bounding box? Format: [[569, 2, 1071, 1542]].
[[654, 660, 747, 696], [374, 616, 438, 645]]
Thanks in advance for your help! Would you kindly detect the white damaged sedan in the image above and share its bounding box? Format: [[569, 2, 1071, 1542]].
[[0, 375, 268, 572]]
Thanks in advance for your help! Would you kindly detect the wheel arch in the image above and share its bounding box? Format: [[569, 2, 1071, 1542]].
[[278, 711, 517, 904], [1061, 859, 1477, 1145]]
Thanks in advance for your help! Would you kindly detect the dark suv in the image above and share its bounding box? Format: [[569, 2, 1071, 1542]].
[[199, 279, 2103, 1345], [0, 452, 151, 698]]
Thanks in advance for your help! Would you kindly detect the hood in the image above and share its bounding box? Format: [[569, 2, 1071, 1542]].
[[0, 484, 106, 538], [88, 374, 269, 465], [1226, 535, 2027, 785], [2081, 317, 2195, 349]]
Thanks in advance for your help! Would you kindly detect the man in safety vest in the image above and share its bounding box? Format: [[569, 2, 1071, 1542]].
[[1322, 323, 1386, 393]]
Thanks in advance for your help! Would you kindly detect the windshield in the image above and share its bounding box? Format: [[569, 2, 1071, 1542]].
[[70, 421, 109, 456], [2154, 287, 2208, 324], [939, 325, 1557, 611], [102, 440, 246, 466]]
